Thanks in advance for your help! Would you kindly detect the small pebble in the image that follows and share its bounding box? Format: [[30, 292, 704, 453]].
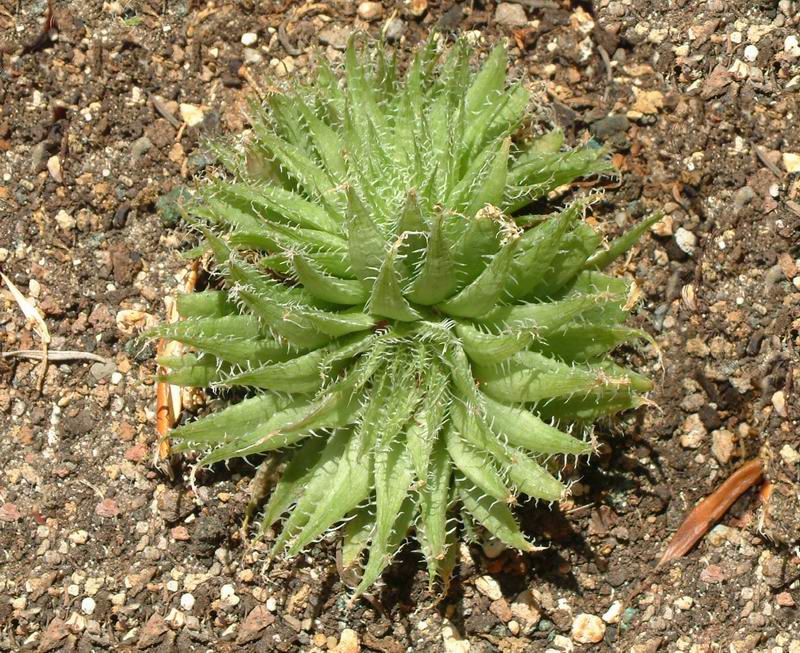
[[772, 391, 787, 417], [240, 32, 258, 46], [674, 596, 694, 610], [81, 597, 96, 615], [220, 584, 240, 608], [47, 155, 62, 182], [711, 429, 735, 464], [69, 530, 89, 545], [410, 0, 428, 16], [337, 628, 360, 653], [552, 634, 574, 651], [180, 593, 195, 611], [55, 209, 76, 231], [779, 444, 800, 466], [571, 613, 606, 644], [602, 601, 623, 624], [743, 44, 758, 62], [680, 413, 707, 449], [784, 35, 800, 58], [475, 575, 503, 601], [783, 153, 800, 174], [179, 103, 205, 127], [674, 228, 697, 255], [494, 2, 528, 28], [357, 1, 383, 21]]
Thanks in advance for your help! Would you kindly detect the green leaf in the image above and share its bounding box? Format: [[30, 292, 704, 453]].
[[292, 253, 369, 306], [451, 400, 564, 501], [453, 208, 502, 287], [258, 436, 328, 537], [417, 437, 452, 585], [533, 324, 651, 362], [354, 433, 417, 594], [170, 394, 291, 450], [221, 347, 332, 393], [445, 417, 512, 504], [464, 138, 510, 217], [297, 98, 348, 181], [340, 506, 374, 576], [284, 426, 373, 557], [346, 187, 387, 285], [455, 322, 532, 366], [474, 351, 607, 404], [405, 362, 449, 482], [150, 317, 294, 365], [176, 291, 237, 318], [406, 211, 458, 305], [584, 212, 662, 271], [464, 44, 507, 118], [368, 239, 423, 321], [561, 271, 631, 324], [482, 395, 591, 456], [437, 228, 520, 317], [476, 351, 648, 404], [505, 202, 580, 300], [528, 221, 602, 298], [476, 294, 608, 334], [210, 182, 339, 233], [156, 353, 227, 387], [458, 481, 536, 552]]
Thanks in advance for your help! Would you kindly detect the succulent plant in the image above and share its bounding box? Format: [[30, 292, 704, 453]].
[[152, 37, 656, 595]]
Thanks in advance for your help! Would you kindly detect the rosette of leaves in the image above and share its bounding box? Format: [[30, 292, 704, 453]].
[[152, 37, 656, 595]]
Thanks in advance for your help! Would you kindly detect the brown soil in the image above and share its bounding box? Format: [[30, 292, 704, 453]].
[[1, 1, 799, 652]]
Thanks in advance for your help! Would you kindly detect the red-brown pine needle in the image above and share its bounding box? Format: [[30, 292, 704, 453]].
[[658, 458, 764, 566]]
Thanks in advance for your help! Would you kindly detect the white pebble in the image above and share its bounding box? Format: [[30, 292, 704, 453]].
[[80, 597, 96, 615], [357, 1, 383, 21], [674, 227, 697, 255], [180, 593, 195, 611], [240, 32, 258, 46], [475, 575, 503, 601], [110, 371, 123, 385], [69, 530, 89, 545], [55, 209, 76, 232], [772, 390, 787, 417], [220, 583, 240, 607], [602, 601, 623, 624], [744, 44, 759, 62]]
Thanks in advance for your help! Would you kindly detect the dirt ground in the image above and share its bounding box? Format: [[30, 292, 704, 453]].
[[1, 1, 799, 651]]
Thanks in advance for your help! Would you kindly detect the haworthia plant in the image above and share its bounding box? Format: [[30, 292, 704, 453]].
[[151, 37, 656, 596]]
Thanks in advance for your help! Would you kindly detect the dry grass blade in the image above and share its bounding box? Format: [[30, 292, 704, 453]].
[[2, 271, 51, 392], [1, 272, 50, 344], [1, 350, 110, 363], [658, 458, 764, 566]]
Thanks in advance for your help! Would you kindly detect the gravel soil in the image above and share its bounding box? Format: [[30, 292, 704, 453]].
[[1, 1, 799, 652]]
